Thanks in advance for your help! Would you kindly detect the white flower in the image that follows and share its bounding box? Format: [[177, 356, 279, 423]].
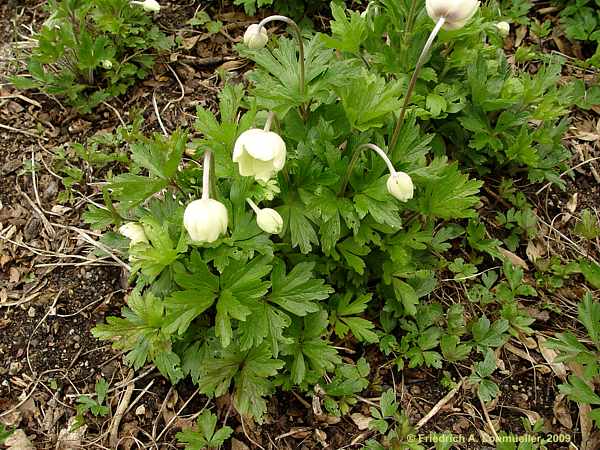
[[119, 223, 148, 244], [183, 199, 228, 243], [247, 199, 283, 234], [233, 129, 286, 182], [387, 172, 414, 202], [101, 60, 113, 70], [425, 0, 480, 30], [257, 208, 283, 234], [130, 0, 161, 12], [496, 21, 510, 37], [243, 24, 269, 49]]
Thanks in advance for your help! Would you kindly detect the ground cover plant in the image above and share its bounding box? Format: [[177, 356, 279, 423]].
[[1, 0, 599, 448], [11, 0, 171, 112]]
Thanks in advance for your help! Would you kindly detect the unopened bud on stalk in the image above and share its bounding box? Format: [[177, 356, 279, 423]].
[[233, 128, 286, 182], [496, 21, 510, 37], [425, 0, 480, 30], [243, 24, 269, 49], [130, 0, 160, 12], [183, 199, 228, 243], [247, 199, 283, 234], [101, 60, 113, 70], [119, 223, 148, 244], [387, 172, 414, 203]]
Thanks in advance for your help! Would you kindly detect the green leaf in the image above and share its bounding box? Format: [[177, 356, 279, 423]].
[[440, 335, 471, 362], [269, 260, 332, 316], [155, 350, 184, 385], [392, 279, 418, 316], [321, 2, 368, 54], [471, 316, 510, 349], [416, 162, 482, 220], [337, 71, 402, 131], [354, 178, 403, 229], [379, 389, 397, 418], [237, 300, 292, 357], [279, 203, 319, 254], [282, 311, 341, 385], [165, 256, 219, 335], [475, 349, 497, 378], [176, 409, 233, 450], [559, 376, 600, 405], [241, 36, 356, 116], [93, 291, 181, 382], [324, 357, 370, 397], [82, 205, 115, 230], [332, 293, 379, 343], [580, 260, 600, 289], [95, 378, 109, 405], [130, 130, 187, 180], [0, 424, 14, 444], [216, 289, 251, 348], [478, 378, 500, 403], [338, 237, 370, 275], [110, 173, 168, 210], [579, 292, 600, 349], [130, 218, 185, 283]]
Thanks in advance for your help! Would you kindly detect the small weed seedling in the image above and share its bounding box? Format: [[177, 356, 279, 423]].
[[176, 410, 233, 450]]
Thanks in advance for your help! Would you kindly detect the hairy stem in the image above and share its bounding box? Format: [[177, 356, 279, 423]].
[[202, 150, 212, 200], [389, 17, 446, 152], [339, 143, 397, 196], [246, 198, 261, 215], [264, 111, 275, 132]]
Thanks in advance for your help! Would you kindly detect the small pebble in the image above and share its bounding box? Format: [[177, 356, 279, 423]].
[[28, 307, 36, 318]]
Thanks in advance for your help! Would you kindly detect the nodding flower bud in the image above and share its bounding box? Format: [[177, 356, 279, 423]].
[[247, 199, 283, 234], [387, 172, 414, 203], [183, 199, 228, 243], [101, 60, 113, 70], [130, 0, 160, 12], [425, 0, 480, 30], [243, 24, 269, 49], [119, 223, 148, 244], [496, 21, 510, 37], [233, 128, 286, 182]]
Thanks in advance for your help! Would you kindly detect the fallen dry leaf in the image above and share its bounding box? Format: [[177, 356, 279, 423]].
[[537, 335, 568, 381], [5, 429, 35, 450], [553, 394, 573, 429], [231, 438, 250, 450], [57, 417, 86, 450], [350, 413, 372, 430], [498, 248, 528, 270], [525, 239, 545, 263]]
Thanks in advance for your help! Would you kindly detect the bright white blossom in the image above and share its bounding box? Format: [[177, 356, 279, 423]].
[[247, 199, 283, 234], [244, 24, 269, 49], [496, 21, 510, 37], [183, 199, 228, 243], [130, 0, 161, 12], [233, 128, 286, 182], [387, 172, 414, 202], [119, 223, 148, 244], [425, 0, 480, 30], [257, 208, 283, 234]]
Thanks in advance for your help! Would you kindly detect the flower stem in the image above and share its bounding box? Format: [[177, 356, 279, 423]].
[[202, 150, 212, 200], [338, 143, 397, 196], [246, 198, 261, 215], [389, 17, 446, 152], [264, 111, 275, 132], [258, 15, 305, 97]]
